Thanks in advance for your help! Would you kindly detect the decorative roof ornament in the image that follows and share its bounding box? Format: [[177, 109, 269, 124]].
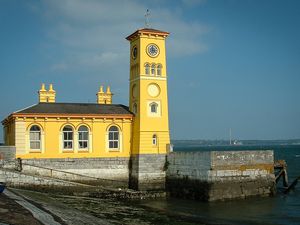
[[145, 9, 150, 28]]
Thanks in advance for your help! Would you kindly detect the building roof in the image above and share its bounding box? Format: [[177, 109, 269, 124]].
[[13, 103, 133, 116], [138, 28, 169, 34], [126, 28, 169, 41]]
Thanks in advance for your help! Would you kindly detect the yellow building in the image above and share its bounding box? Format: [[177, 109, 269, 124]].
[[2, 84, 133, 159], [2, 28, 171, 190]]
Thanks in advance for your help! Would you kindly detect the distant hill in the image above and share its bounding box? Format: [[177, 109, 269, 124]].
[[171, 139, 300, 147]]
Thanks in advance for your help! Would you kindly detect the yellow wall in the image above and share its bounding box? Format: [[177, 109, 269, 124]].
[[129, 31, 170, 155], [5, 116, 132, 159], [3, 121, 15, 146]]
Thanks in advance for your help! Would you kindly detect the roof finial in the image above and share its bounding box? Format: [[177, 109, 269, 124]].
[[40, 83, 46, 91], [49, 83, 55, 92], [145, 9, 150, 28]]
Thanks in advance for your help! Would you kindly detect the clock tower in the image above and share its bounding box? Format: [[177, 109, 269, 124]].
[[126, 28, 170, 190]]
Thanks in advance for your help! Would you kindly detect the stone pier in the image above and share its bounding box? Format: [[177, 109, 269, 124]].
[[166, 150, 276, 201]]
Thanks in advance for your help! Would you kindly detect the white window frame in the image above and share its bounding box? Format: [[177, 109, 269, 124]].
[[108, 126, 120, 150], [63, 125, 74, 150], [29, 125, 41, 150], [78, 125, 89, 150], [147, 101, 161, 117]]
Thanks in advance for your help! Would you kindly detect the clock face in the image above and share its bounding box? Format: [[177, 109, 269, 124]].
[[132, 46, 137, 59], [147, 44, 159, 57]]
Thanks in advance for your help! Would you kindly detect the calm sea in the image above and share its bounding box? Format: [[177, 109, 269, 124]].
[[137, 144, 300, 225], [50, 144, 300, 225]]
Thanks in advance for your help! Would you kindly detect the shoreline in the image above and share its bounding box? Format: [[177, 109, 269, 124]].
[[2, 188, 213, 225]]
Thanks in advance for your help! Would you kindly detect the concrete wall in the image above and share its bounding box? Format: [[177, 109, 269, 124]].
[[167, 150, 276, 201]]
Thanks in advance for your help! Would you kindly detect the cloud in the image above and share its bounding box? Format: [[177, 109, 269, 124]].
[[51, 63, 68, 71], [30, 0, 210, 74], [181, 0, 207, 7]]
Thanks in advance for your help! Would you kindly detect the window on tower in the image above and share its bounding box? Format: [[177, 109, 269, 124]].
[[133, 103, 137, 114], [157, 64, 162, 76], [150, 102, 158, 113], [152, 134, 157, 146], [151, 64, 156, 76], [145, 63, 150, 75]]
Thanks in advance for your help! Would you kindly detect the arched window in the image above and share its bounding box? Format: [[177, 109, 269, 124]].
[[145, 63, 150, 75], [152, 134, 157, 146], [133, 103, 137, 114], [108, 126, 119, 149], [157, 64, 162, 76], [63, 125, 73, 149], [150, 102, 158, 113], [151, 64, 156, 76], [78, 125, 89, 149], [30, 125, 41, 149]]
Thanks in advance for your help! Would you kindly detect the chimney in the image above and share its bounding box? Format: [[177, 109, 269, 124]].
[[97, 85, 113, 104], [38, 83, 56, 103]]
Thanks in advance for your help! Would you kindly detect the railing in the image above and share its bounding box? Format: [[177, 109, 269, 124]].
[[274, 160, 299, 194]]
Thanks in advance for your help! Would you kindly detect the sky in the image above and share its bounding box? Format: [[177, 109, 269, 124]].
[[0, 0, 299, 141]]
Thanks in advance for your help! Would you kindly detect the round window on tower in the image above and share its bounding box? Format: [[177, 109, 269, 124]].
[[147, 83, 160, 97], [132, 46, 138, 59]]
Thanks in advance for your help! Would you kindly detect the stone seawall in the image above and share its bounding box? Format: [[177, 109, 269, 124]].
[[20, 157, 130, 188], [166, 150, 276, 201], [0, 169, 84, 188], [0, 147, 277, 200]]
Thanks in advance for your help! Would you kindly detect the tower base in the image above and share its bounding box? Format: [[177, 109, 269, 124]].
[[129, 154, 166, 191]]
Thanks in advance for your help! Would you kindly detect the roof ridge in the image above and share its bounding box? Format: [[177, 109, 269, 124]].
[[12, 102, 133, 115], [38, 102, 124, 106], [13, 103, 38, 114]]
